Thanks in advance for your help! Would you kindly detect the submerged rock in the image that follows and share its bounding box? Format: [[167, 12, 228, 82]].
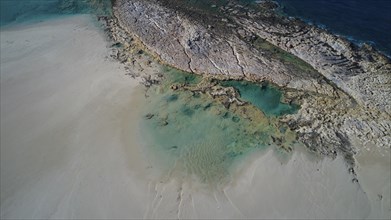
[[145, 113, 154, 119]]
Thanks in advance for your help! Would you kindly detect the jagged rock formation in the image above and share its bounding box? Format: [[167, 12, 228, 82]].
[[111, 0, 390, 166], [229, 2, 391, 115], [114, 0, 336, 95]]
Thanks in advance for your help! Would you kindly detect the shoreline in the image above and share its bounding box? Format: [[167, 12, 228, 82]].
[[274, 0, 391, 58], [0, 4, 390, 219], [103, 6, 390, 217], [112, 0, 390, 168], [106, 1, 390, 217]]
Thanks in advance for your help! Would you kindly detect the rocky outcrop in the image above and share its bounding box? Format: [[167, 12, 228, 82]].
[[229, 2, 391, 115], [281, 89, 390, 166], [110, 0, 390, 166], [113, 0, 337, 96]]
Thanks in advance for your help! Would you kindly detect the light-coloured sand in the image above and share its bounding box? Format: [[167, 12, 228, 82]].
[[355, 149, 391, 219], [143, 148, 371, 219], [0, 15, 152, 219], [1, 15, 389, 219]]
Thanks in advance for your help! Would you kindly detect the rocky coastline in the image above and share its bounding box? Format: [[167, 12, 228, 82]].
[[104, 0, 390, 169]]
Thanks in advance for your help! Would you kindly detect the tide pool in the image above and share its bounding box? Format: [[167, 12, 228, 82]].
[[140, 68, 298, 185], [220, 80, 299, 116]]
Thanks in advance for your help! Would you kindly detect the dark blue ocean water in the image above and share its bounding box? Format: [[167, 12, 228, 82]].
[[162, 0, 391, 56], [275, 0, 391, 55], [2, 0, 390, 56]]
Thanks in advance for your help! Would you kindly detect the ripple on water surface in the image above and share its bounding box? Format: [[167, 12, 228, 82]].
[[140, 67, 299, 186]]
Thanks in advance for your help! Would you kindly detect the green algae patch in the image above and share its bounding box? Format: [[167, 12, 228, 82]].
[[140, 69, 297, 185], [161, 66, 202, 87], [220, 80, 299, 116], [252, 37, 318, 75]]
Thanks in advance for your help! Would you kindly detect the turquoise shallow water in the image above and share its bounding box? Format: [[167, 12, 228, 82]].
[[140, 68, 298, 184], [221, 80, 299, 117], [0, 0, 112, 26]]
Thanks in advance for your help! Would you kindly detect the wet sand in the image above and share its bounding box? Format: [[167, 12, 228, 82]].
[[1, 14, 389, 219]]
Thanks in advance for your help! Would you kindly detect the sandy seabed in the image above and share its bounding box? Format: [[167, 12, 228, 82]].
[[0, 15, 389, 219]]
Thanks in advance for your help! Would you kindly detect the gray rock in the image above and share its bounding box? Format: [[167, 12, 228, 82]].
[[110, 0, 391, 166]]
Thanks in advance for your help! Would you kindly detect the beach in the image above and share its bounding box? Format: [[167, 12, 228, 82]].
[[1, 14, 390, 219], [0, 15, 152, 218]]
